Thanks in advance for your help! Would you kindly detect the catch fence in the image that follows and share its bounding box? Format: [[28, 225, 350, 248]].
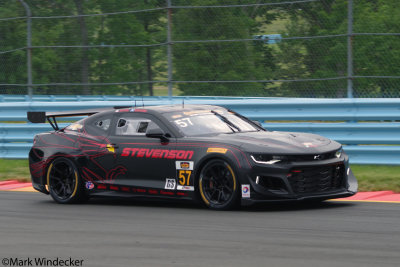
[[1, 0, 399, 98]]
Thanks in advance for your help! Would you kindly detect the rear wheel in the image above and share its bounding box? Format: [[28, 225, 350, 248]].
[[198, 159, 239, 210], [47, 157, 86, 204]]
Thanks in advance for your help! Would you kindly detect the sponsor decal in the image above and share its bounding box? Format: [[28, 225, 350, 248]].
[[181, 162, 190, 169], [69, 123, 83, 130], [160, 190, 175, 196], [175, 161, 194, 170], [85, 181, 94, 190], [121, 187, 130, 192], [165, 178, 176, 190], [177, 185, 195, 191], [97, 184, 107, 190], [121, 148, 194, 160], [241, 184, 250, 198], [183, 110, 209, 116], [303, 142, 317, 148], [106, 144, 115, 153], [207, 147, 228, 154]]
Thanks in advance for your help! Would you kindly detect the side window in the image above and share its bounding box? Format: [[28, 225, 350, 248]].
[[94, 119, 111, 131], [115, 117, 158, 136], [137, 121, 149, 133]]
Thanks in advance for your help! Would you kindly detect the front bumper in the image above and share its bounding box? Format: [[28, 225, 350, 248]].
[[240, 153, 358, 205], [241, 190, 356, 206]]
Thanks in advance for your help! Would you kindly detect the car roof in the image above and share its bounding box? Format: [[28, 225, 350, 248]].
[[86, 104, 228, 122], [83, 105, 228, 125], [85, 104, 228, 137], [111, 104, 227, 115], [135, 104, 227, 114]]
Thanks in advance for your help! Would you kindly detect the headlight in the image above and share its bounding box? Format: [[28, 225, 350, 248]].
[[335, 148, 342, 158], [251, 154, 286, 165]]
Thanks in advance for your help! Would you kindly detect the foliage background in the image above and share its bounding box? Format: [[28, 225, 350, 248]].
[[0, 0, 399, 97]]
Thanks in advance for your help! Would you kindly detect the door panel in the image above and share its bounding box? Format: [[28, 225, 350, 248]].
[[108, 114, 177, 189], [77, 115, 118, 186]]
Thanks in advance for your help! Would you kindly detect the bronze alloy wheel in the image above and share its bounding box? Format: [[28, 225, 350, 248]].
[[47, 157, 86, 204], [199, 159, 238, 210]]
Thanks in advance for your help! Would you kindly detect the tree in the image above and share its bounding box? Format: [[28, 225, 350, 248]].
[[352, 0, 400, 97], [172, 0, 275, 96], [136, 0, 166, 96], [274, 0, 348, 97], [73, 0, 90, 95], [23, 0, 99, 95], [276, 0, 400, 97], [91, 0, 166, 96], [0, 1, 27, 94]]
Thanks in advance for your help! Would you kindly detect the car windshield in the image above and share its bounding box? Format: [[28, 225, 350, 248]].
[[163, 109, 260, 136]]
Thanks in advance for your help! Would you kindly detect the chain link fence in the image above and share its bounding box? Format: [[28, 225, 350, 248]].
[[0, 0, 399, 97]]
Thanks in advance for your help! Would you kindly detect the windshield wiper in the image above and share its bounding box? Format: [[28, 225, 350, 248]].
[[211, 110, 241, 133]]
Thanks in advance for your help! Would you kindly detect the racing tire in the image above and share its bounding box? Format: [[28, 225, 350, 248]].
[[47, 157, 87, 204], [198, 159, 239, 210]]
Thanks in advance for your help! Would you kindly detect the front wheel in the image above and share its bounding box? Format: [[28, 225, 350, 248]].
[[47, 157, 87, 204], [198, 159, 239, 210]]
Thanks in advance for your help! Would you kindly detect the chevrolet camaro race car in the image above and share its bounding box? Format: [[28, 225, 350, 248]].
[[27, 104, 357, 210]]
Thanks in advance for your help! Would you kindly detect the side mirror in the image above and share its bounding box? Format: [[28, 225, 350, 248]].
[[146, 128, 168, 141]]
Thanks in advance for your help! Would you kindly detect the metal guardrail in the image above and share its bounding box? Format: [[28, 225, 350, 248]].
[[1, 97, 400, 164], [0, 95, 264, 102]]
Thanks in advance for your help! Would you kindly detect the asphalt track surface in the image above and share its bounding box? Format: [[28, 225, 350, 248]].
[[1, 192, 400, 267]]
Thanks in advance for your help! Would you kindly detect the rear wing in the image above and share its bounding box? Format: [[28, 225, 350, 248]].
[[27, 107, 126, 130]]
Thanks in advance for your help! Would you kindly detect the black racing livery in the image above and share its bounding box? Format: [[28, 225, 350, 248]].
[[28, 105, 357, 210]]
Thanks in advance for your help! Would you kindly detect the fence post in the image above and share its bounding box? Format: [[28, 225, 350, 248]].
[[347, 0, 353, 98], [167, 0, 173, 98], [18, 0, 33, 100]]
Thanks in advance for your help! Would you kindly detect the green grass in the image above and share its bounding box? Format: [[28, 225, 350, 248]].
[[0, 159, 399, 192], [350, 165, 400, 193], [0, 159, 31, 182]]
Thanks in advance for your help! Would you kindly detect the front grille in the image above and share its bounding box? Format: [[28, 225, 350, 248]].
[[288, 164, 345, 194]]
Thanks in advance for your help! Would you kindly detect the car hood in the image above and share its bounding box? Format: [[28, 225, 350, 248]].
[[211, 131, 340, 154]]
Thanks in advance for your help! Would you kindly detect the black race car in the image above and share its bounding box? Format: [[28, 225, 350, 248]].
[[27, 105, 357, 209]]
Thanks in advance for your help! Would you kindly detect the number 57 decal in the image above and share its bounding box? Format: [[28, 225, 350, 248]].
[[176, 161, 195, 191], [178, 170, 192, 186], [174, 118, 193, 128]]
